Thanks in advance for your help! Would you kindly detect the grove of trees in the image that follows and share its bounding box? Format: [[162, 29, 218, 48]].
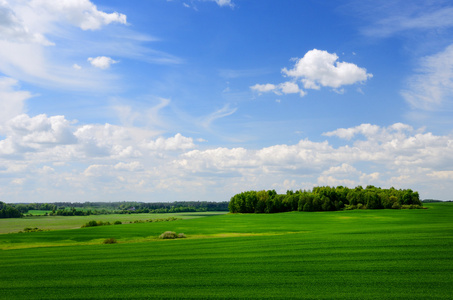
[[228, 186, 422, 213], [0, 201, 23, 218]]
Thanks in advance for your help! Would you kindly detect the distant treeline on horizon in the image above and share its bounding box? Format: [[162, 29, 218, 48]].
[[1, 201, 229, 218], [229, 185, 425, 214]]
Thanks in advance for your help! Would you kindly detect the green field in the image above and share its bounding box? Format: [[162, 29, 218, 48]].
[[0, 211, 226, 235], [1, 203, 452, 299], [24, 210, 52, 216]]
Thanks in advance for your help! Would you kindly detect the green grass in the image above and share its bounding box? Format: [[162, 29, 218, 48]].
[[0, 204, 452, 299], [0, 211, 226, 234], [24, 210, 52, 216]]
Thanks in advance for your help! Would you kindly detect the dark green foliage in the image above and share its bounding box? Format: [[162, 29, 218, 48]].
[[114, 220, 122, 225], [6, 201, 229, 217], [103, 238, 117, 244], [229, 186, 422, 213], [81, 220, 110, 228], [0, 202, 23, 218]]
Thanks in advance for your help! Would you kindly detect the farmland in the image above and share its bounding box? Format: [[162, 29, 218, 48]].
[[1, 203, 452, 299]]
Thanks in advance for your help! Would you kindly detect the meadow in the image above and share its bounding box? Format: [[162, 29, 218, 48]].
[[0, 203, 452, 299]]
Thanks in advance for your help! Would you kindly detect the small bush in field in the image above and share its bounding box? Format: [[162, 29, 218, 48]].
[[159, 231, 177, 239], [159, 231, 187, 239], [103, 238, 117, 244], [114, 220, 122, 225]]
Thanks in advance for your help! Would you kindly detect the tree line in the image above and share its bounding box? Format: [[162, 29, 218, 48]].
[[228, 186, 423, 213], [5, 201, 230, 217], [0, 201, 23, 218]]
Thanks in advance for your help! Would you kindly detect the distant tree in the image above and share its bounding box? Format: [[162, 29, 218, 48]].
[[0, 202, 23, 218]]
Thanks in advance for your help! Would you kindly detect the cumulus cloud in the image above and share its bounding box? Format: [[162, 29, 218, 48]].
[[250, 81, 305, 97], [3, 114, 77, 151], [145, 133, 195, 151], [251, 49, 372, 98], [1, 92, 452, 203], [88, 56, 119, 69], [250, 83, 276, 93], [282, 49, 373, 88], [401, 44, 453, 111]]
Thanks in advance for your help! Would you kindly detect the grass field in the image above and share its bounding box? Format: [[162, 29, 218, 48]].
[[0, 211, 226, 234], [0, 203, 452, 299], [25, 210, 52, 216]]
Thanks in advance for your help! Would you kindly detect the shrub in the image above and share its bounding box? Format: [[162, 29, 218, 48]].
[[114, 220, 122, 225], [344, 204, 356, 210], [21, 227, 43, 233], [82, 220, 98, 227], [103, 238, 117, 244], [392, 202, 401, 209], [159, 231, 177, 239], [177, 233, 187, 238]]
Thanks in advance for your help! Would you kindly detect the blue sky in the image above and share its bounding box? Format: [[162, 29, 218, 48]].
[[1, 0, 453, 203]]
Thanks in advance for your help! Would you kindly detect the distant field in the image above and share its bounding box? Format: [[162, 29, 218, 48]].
[[0, 211, 226, 234], [0, 203, 452, 299], [25, 210, 51, 216]]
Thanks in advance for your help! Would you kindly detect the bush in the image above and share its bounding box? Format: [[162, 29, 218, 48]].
[[114, 220, 122, 225], [159, 231, 187, 239], [159, 231, 177, 239], [392, 202, 401, 209], [82, 220, 98, 227], [103, 238, 117, 244]]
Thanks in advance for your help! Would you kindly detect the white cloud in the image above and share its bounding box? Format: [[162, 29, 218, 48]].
[[145, 133, 195, 151], [250, 82, 306, 97], [428, 171, 453, 180], [401, 44, 453, 111], [212, 0, 234, 8], [282, 49, 373, 89], [279, 81, 305, 96], [0, 0, 169, 91], [0, 0, 53, 45], [29, 0, 127, 31], [201, 104, 237, 129], [1, 78, 452, 203], [323, 123, 382, 140], [88, 56, 119, 69], [360, 3, 453, 38], [1, 119, 453, 201], [0, 77, 32, 130], [250, 83, 276, 93], [114, 161, 143, 172], [252, 49, 372, 98]]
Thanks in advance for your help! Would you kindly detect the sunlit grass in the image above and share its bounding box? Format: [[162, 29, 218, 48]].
[[0, 203, 452, 299]]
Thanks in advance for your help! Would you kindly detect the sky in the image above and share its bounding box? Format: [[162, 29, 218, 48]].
[[1, 0, 453, 203]]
